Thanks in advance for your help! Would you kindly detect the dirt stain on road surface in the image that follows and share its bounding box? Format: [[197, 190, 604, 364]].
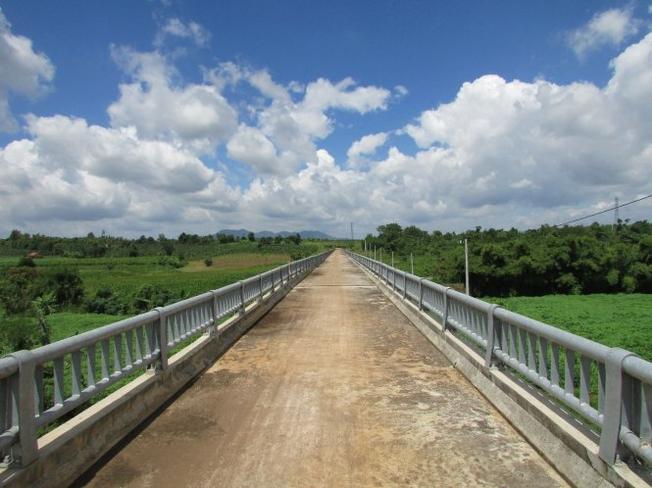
[[79, 250, 568, 487]]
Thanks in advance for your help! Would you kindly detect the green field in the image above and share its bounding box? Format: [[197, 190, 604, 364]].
[[0, 242, 339, 300], [493, 294, 652, 361]]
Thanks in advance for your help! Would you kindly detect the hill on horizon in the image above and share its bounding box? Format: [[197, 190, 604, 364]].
[[217, 229, 334, 240]]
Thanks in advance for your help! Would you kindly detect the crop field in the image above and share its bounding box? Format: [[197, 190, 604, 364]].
[[180, 252, 289, 272], [0, 246, 319, 299], [494, 294, 652, 361]]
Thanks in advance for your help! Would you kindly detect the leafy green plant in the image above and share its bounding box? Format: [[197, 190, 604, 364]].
[[85, 287, 128, 315], [133, 284, 175, 312], [32, 292, 56, 345]]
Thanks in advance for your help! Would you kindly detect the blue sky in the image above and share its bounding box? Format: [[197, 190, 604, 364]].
[[1, 1, 651, 236]]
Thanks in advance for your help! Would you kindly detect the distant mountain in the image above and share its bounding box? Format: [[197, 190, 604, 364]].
[[217, 229, 334, 240], [216, 228, 250, 238]]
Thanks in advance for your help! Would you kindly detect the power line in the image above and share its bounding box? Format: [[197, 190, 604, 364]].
[[555, 193, 652, 227]]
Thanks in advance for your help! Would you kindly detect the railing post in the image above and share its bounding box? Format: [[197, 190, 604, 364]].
[[418, 279, 424, 310], [238, 281, 246, 314], [209, 291, 219, 337], [9, 350, 38, 466], [154, 307, 168, 370], [442, 288, 451, 334], [392, 268, 396, 291], [599, 348, 637, 464], [402, 273, 407, 300], [484, 305, 499, 367], [259, 275, 264, 302]]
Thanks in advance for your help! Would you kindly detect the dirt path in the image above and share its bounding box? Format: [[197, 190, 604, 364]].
[[78, 250, 568, 487]]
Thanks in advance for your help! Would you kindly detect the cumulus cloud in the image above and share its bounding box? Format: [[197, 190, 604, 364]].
[[108, 46, 238, 154], [401, 33, 652, 215], [567, 8, 640, 58], [206, 63, 392, 175], [347, 132, 388, 167], [155, 18, 210, 47], [2, 12, 652, 237], [0, 9, 54, 131]]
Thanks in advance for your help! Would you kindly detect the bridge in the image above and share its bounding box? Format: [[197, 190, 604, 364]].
[[0, 250, 650, 487]]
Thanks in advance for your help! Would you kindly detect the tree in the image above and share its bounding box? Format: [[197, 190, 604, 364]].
[[0, 267, 39, 314], [47, 268, 84, 306], [32, 292, 55, 345], [160, 239, 174, 256], [248, 232, 255, 242]]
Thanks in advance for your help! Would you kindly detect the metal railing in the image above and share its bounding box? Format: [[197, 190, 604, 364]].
[[348, 250, 652, 468], [0, 251, 330, 467]]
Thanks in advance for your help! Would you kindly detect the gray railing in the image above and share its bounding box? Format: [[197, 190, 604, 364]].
[[0, 251, 330, 467], [348, 250, 652, 468]]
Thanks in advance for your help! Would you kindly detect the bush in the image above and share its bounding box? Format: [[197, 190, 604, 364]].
[[0, 315, 41, 355], [46, 268, 84, 307], [158, 255, 184, 268], [85, 287, 128, 315], [17, 256, 36, 267], [290, 250, 307, 260], [0, 267, 40, 314], [133, 285, 175, 313], [204, 257, 213, 267]]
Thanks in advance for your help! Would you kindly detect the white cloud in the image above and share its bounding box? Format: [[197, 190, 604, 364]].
[[226, 125, 279, 175], [567, 8, 640, 58], [155, 18, 210, 47], [401, 33, 652, 218], [0, 8, 54, 131], [206, 63, 392, 175], [347, 132, 388, 167], [108, 46, 238, 154], [3, 17, 652, 237]]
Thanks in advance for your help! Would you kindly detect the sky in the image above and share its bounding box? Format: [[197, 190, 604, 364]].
[[0, 0, 651, 238]]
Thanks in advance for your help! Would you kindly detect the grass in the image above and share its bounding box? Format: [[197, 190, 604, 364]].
[[492, 294, 652, 361], [47, 311, 130, 342], [181, 253, 289, 272]]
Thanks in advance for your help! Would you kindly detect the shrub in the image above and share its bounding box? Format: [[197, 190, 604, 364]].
[[85, 287, 128, 315], [133, 285, 174, 313], [32, 292, 55, 345], [204, 257, 213, 267], [17, 256, 36, 267], [0, 267, 40, 314], [158, 255, 185, 268], [46, 268, 85, 307], [0, 315, 41, 355]]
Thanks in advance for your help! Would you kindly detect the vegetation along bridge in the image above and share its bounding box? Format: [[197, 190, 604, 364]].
[[0, 250, 650, 487]]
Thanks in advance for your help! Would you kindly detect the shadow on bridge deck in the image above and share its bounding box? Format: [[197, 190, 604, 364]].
[[75, 250, 567, 487]]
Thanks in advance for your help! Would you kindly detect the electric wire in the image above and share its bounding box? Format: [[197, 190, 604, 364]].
[[555, 193, 652, 227]]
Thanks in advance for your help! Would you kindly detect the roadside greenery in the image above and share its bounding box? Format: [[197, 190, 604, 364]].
[[0, 231, 334, 354], [363, 221, 652, 297]]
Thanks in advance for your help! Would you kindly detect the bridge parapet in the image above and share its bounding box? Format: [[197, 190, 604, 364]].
[[0, 250, 331, 474], [347, 250, 652, 477]]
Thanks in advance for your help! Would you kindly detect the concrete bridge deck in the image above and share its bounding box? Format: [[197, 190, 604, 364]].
[[77, 250, 568, 487]]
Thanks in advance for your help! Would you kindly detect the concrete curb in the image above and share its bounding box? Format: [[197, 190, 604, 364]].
[[353, 259, 649, 488]]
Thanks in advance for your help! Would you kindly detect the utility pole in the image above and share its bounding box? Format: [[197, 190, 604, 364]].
[[464, 238, 470, 295], [410, 253, 414, 275], [391, 251, 394, 268], [614, 197, 620, 230]]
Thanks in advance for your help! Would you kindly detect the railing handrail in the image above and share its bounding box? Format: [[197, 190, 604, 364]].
[[346, 250, 652, 469], [0, 249, 332, 466]]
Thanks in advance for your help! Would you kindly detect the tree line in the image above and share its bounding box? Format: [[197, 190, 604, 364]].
[[1, 230, 303, 259], [362, 221, 652, 297]]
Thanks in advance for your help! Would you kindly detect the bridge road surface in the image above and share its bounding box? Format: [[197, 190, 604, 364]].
[[77, 250, 568, 488]]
